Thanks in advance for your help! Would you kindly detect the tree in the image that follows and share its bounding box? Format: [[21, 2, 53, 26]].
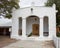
[[45, 0, 60, 26], [0, 0, 19, 18]]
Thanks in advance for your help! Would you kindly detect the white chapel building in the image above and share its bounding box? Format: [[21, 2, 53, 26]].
[[11, 0, 57, 41]]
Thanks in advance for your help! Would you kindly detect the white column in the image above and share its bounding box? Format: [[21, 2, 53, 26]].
[[39, 18, 43, 37], [22, 18, 27, 38], [11, 18, 19, 38]]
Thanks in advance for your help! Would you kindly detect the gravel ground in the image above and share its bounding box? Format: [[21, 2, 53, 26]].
[[0, 36, 17, 48]]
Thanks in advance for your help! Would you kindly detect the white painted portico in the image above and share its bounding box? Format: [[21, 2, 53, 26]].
[[11, 4, 57, 41]]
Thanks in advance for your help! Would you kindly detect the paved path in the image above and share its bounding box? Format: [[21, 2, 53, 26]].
[[3, 40, 55, 48]]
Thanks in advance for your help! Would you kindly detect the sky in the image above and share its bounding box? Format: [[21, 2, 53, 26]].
[[19, 0, 47, 8]]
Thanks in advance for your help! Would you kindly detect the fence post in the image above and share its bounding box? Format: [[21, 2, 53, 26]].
[[58, 38, 60, 48], [56, 38, 59, 48]]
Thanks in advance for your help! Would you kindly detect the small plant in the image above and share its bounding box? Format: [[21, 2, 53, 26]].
[[28, 32, 32, 37]]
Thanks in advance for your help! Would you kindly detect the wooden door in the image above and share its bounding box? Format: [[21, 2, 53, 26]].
[[32, 24, 39, 35]]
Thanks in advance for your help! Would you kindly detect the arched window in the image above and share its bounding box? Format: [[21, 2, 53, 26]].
[[43, 16, 49, 37], [19, 17, 22, 36]]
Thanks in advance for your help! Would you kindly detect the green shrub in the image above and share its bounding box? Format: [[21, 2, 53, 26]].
[[57, 32, 60, 37]]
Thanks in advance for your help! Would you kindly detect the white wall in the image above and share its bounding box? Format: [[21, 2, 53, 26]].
[[12, 4, 57, 40], [12, 6, 54, 18]]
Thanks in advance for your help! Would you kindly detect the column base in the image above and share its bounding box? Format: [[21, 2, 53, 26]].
[[10, 35, 20, 39], [39, 36, 43, 38], [22, 36, 27, 38]]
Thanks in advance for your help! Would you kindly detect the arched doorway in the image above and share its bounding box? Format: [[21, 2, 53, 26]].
[[26, 15, 40, 37], [43, 16, 49, 37], [19, 17, 22, 36]]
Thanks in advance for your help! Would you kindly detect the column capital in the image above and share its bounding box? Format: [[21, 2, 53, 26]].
[[40, 17, 43, 19], [22, 17, 26, 20]]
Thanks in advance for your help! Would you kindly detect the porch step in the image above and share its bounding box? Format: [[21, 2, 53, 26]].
[[27, 37, 36, 40]]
